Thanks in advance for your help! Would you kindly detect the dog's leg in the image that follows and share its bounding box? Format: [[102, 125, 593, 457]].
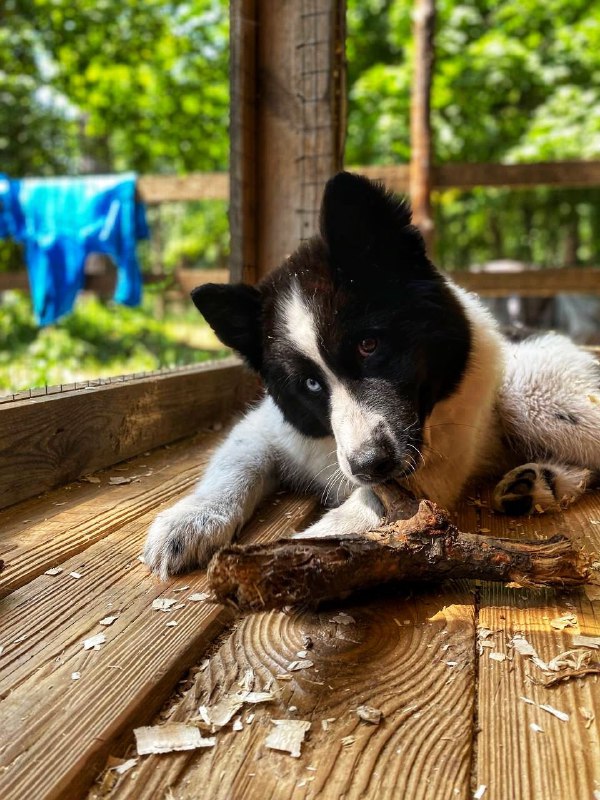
[[492, 462, 598, 515], [293, 486, 384, 539], [144, 400, 279, 579]]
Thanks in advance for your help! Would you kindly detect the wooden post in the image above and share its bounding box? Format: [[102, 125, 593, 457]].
[[229, 0, 346, 285], [409, 0, 436, 256]]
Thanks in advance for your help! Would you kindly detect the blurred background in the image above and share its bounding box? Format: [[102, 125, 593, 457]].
[[1, 0, 599, 393]]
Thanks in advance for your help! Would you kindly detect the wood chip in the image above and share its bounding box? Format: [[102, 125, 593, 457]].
[[83, 633, 106, 651], [509, 634, 548, 671], [197, 697, 244, 731], [109, 476, 137, 485], [44, 567, 62, 576], [239, 691, 276, 704], [99, 616, 118, 626], [173, 585, 190, 593], [539, 704, 569, 722], [134, 724, 215, 755], [166, 621, 178, 627], [0, 645, 4, 656], [340, 735, 356, 747], [356, 705, 383, 724], [81, 475, 101, 484], [529, 723, 543, 733], [550, 613, 577, 630], [572, 634, 600, 649], [232, 717, 244, 732], [474, 786, 487, 800], [287, 660, 314, 672], [489, 652, 506, 662], [110, 758, 138, 775], [330, 612, 355, 625], [188, 592, 210, 602], [69, 571, 83, 579], [152, 598, 178, 612], [265, 720, 311, 758], [71, 672, 81, 680]]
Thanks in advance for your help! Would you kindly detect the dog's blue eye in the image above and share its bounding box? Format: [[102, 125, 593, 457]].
[[305, 377, 322, 393]]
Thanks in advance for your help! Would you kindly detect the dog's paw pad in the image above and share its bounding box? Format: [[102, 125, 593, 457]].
[[492, 464, 556, 515]]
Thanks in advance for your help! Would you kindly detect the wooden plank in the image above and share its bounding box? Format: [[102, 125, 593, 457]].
[[0, 429, 223, 597], [99, 585, 477, 800], [175, 267, 230, 293], [409, 0, 436, 254], [0, 358, 256, 510], [451, 267, 600, 297], [229, 0, 345, 283], [474, 490, 600, 800], [0, 481, 317, 800], [95, 499, 481, 799], [136, 172, 229, 204]]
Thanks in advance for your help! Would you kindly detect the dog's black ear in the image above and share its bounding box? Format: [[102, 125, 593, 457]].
[[191, 283, 263, 370], [319, 171, 427, 276]]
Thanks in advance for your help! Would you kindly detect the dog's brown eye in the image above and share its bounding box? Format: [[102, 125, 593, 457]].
[[358, 337, 378, 357]]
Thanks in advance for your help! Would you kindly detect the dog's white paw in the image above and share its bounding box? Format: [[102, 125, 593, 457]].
[[144, 498, 239, 580]]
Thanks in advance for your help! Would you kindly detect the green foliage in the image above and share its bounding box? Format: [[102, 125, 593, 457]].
[[346, 0, 600, 268], [0, 289, 225, 392]]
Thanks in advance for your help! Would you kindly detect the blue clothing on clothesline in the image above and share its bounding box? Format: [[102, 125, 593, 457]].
[[0, 172, 149, 325]]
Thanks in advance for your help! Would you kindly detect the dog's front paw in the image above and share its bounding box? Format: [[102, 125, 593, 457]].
[[144, 498, 239, 580]]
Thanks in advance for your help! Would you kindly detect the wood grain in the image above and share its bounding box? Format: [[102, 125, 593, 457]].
[[0, 358, 255, 510], [229, 0, 345, 282], [474, 490, 600, 800], [451, 267, 600, 297], [98, 584, 477, 800], [0, 430, 223, 597], [0, 480, 316, 800]]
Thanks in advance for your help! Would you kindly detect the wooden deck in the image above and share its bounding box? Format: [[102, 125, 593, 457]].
[[0, 426, 599, 800]]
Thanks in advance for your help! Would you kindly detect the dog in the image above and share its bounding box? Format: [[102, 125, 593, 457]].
[[144, 171, 600, 579]]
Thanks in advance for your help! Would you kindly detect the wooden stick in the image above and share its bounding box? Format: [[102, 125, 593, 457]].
[[207, 487, 591, 611]]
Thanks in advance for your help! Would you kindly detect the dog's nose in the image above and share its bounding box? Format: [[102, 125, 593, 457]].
[[347, 448, 396, 482]]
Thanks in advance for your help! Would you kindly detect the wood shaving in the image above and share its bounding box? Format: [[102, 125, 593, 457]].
[[110, 758, 138, 775], [265, 720, 311, 758], [340, 735, 356, 747], [296, 650, 309, 659], [44, 567, 62, 576], [239, 691, 276, 704], [539, 704, 569, 722], [232, 717, 244, 731], [172, 603, 185, 610], [276, 674, 293, 681], [83, 633, 106, 651], [69, 571, 83, 579], [239, 669, 255, 691], [356, 705, 383, 724], [474, 786, 487, 800], [166, 621, 178, 627], [547, 648, 593, 672], [550, 613, 577, 630], [246, 713, 255, 725], [71, 672, 81, 680], [134, 724, 215, 755], [152, 598, 178, 612], [287, 660, 314, 671], [572, 634, 600, 649], [321, 718, 336, 732], [578, 706, 594, 728], [188, 592, 210, 602], [509, 634, 548, 671], [330, 612, 355, 625], [99, 616, 118, 626], [489, 652, 506, 662], [109, 476, 139, 485], [81, 475, 101, 484], [544, 665, 600, 687], [197, 697, 244, 731], [529, 723, 543, 733], [173, 585, 190, 593]]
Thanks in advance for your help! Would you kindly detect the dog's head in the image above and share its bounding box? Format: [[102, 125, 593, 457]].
[[192, 172, 471, 486]]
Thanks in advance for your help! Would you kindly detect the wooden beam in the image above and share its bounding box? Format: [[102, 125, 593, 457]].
[[229, 0, 346, 284], [409, 0, 436, 255], [137, 172, 229, 204], [0, 358, 257, 510], [451, 267, 600, 297]]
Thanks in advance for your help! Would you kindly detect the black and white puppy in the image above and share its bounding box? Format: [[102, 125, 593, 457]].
[[145, 172, 600, 579]]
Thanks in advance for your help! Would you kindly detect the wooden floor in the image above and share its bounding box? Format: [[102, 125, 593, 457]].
[[0, 428, 599, 800]]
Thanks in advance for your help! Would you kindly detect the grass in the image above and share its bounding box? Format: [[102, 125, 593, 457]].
[[0, 288, 227, 393]]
